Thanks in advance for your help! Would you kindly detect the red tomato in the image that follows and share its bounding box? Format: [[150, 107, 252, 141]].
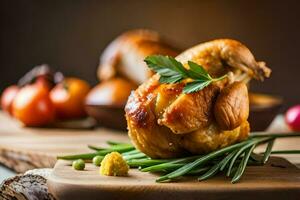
[[1, 85, 20, 115], [35, 76, 53, 90], [285, 105, 300, 131], [12, 84, 55, 126], [50, 78, 90, 119]]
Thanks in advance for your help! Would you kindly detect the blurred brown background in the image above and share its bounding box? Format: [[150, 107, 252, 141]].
[[0, 0, 299, 110]]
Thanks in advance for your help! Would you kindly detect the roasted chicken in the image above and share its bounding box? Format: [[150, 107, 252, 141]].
[[88, 29, 178, 130], [97, 29, 178, 84], [125, 39, 271, 158]]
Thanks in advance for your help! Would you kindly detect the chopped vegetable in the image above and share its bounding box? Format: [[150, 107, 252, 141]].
[[72, 159, 85, 170], [92, 156, 103, 166], [100, 152, 129, 176], [12, 83, 55, 127], [50, 77, 90, 119], [285, 105, 300, 131], [1, 85, 19, 115]]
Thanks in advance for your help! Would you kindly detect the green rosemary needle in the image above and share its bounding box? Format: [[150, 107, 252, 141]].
[[231, 144, 257, 183], [57, 133, 300, 184], [269, 150, 300, 154], [262, 139, 275, 164]]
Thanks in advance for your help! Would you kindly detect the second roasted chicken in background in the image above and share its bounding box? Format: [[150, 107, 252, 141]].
[[85, 29, 179, 129], [125, 39, 271, 158], [97, 29, 178, 84]]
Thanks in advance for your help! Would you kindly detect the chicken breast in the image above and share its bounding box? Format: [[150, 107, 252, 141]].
[[158, 84, 220, 134]]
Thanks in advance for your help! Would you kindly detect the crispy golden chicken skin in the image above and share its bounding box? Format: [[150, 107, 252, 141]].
[[158, 84, 220, 134], [125, 75, 185, 158], [125, 39, 271, 158], [214, 82, 249, 130]]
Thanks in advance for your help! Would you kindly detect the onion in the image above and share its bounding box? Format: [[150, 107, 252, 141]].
[[285, 105, 300, 131]]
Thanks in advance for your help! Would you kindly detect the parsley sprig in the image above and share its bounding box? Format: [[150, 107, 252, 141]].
[[144, 55, 227, 93]]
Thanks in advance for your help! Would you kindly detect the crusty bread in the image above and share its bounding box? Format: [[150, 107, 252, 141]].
[[97, 29, 178, 84]]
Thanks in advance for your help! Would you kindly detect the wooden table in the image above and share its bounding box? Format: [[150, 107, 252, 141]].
[[0, 112, 299, 200], [0, 112, 128, 173], [0, 112, 299, 172]]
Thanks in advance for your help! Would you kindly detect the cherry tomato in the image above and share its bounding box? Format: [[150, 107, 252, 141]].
[[35, 76, 53, 90], [1, 85, 20, 115], [12, 84, 55, 126], [50, 78, 90, 119], [285, 105, 300, 131]]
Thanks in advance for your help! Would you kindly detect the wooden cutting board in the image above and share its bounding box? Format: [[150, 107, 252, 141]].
[[0, 112, 129, 172], [0, 111, 300, 199], [48, 157, 300, 200], [0, 111, 300, 171]]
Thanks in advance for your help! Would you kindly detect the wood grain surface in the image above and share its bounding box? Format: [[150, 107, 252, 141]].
[[48, 158, 300, 200], [0, 112, 128, 172], [0, 112, 300, 199], [0, 112, 299, 167], [0, 112, 300, 171]]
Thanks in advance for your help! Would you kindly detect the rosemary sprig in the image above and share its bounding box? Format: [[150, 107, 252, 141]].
[[57, 152, 102, 161], [140, 155, 201, 172], [226, 137, 271, 177], [122, 152, 147, 160], [127, 158, 172, 167], [220, 149, 239, 171], [250, 133, 300, 138], [57, 143, 134, 160], [57, 133, 300, 184], [262, 139, 275, 164], [231, 144, 257, 183], [88, 145, 105, 151], [266, 150, 300, 154], [157, 137, 270, 182], [144, 55, 227, 94]]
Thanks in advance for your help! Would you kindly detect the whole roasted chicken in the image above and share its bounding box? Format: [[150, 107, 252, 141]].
[[125, 39, 271, 158]]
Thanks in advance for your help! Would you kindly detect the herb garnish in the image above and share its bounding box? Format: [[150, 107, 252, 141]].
[[144, 55, 227, 93], [58, 133, 300, 184]]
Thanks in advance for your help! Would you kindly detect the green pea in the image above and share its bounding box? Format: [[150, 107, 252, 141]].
[[92, 156, 103, 166], [72, 159, 85, 170]]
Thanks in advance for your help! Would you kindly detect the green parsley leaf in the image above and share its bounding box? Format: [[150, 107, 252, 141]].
[[183, 80, 212, 94], [144, 55, 187, 84], [187, 61, 210, 80], [144, 55, 227, 94]]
